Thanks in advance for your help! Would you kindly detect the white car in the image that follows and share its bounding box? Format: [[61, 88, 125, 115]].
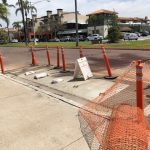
[[30, 38, 39, 42], [11, 39, 18, 43], [87, 34, 103, 41], [124, 33, 138, 40]]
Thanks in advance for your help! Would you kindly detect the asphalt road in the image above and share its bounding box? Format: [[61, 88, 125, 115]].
[[0, 46, 150, 73]]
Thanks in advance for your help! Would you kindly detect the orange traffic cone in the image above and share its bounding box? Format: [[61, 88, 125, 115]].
[[0, 54, 4, 74], [79, 46, 84, 58], [46, 45, 51, 66], [31, 48, 38, 65]]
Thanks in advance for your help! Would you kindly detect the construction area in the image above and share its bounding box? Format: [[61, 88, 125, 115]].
[[0, 46, 150, 150]]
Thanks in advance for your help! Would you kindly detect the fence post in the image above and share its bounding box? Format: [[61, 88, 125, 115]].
[[136, 60, 144, 111], [57, 46, 60, 68], [46, 45, 51, 66], [61, 47, 66, 72], [80, 46, 84, 58], [101, 46, 117, 79]]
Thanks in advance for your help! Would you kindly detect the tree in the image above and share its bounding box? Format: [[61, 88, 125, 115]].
[[0, 3, 9, 24], [88, 15, 98, 34], [15, 0, 27, 45], [12, 21, 22, 41], [87, 15, 105, 34], [0, 28, 8, 43], [1, 0, 15, 42], [16, 0, 37, 44], [108, 13, 120, 43]]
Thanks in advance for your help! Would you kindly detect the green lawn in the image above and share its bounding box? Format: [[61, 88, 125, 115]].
[[0, 40, 150, 49]]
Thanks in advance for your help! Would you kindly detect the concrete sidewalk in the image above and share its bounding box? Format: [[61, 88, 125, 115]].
[[0, 75, 89, 150]]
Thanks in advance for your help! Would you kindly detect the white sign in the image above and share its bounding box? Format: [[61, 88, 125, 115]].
[[73, 57, 93, 80]]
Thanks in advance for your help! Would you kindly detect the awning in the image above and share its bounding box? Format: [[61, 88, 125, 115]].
[[57, 29, 87, 35]]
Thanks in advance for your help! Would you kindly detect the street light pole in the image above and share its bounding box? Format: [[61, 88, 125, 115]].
[[75, 0, 79, 47]]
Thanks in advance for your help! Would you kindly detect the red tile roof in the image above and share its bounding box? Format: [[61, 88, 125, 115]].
[[87, 9, 117, 16]]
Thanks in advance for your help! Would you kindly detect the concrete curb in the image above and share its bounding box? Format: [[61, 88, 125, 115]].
[[0, 73, 110, 119]]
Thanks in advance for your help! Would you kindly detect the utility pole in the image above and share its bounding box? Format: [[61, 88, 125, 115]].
[[75, 0, 79, 47]]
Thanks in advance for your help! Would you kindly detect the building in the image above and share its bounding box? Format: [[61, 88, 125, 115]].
[[0, 27, 17, 41], [86, 9, 116, 37], [28, 9, 88, 41], [118, 16, 150, 32], [87, 9, 150, 37]]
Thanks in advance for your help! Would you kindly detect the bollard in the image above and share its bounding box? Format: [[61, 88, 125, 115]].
[[79, 46, 84, 58], [102, 46, 112, 77], [57, 46, 60, 68], [136, 60, 144, 111], [46, 45, 51, 66], [31, 46, 38, 65], [61, 47, 66, 72], [101, 46, 117, 79], [0, 54, 4, 74]]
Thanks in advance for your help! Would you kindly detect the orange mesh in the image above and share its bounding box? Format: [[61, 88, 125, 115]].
[[79, 60, 150, 150], [103, 105, 149, 150]]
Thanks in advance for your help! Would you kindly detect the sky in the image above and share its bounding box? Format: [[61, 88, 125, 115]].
[[0, 0, 150, 27]]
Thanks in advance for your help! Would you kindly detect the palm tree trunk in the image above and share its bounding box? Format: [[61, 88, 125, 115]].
[[25, 10, 28, 40], [20, 0, 27, 45], [18, 27, 20, 41], [7, 23, 10, 42]]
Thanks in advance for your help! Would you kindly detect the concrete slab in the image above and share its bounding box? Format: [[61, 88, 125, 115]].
[[17, 68, 117, 100], [0, 75, 89, 150], [0, 76, 30, 99]]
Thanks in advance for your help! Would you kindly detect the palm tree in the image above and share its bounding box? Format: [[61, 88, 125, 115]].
[[1, 0, 15, 42], [12, 21, 22, 41], [87, 15, 99, 34], [16, 0, 37, 44], [0, 3, 9, 24], [15, 0, 27, 45]]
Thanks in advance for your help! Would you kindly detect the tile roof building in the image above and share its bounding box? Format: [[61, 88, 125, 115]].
[[28, 9, 88, 40], [87, 9, 150, 37]]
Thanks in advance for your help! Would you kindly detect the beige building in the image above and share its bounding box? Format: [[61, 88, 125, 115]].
[[87, 9, 150, 37], [87, 9, 115, 38], [28, 9, 88, 40]]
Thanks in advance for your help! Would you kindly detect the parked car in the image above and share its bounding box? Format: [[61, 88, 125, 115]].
[[48, 38, 60, 42], [79, 35, 86, 41], [29, 38, 39, 42], [60, 36, 71, 42], [87, 34, 103, 41], [124, 33, 138, 40], [11, 39, 18, 43], [141, 31, 149, 36], [134, 32, 141, 37]]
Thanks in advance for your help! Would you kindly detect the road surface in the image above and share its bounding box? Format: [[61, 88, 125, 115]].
[[0, 47, 150, 73]]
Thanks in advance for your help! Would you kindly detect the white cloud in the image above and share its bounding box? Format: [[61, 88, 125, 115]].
[[0, 0, 150, 27]]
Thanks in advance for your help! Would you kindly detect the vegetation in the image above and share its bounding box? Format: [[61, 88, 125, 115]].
[[16, 0, 27, 45], [0, 3, 9, 25], [0, 29, 8, 43], [108, 13, 120, 43], [12, 21, 22, 40], [16, 0, 37, 45], [0, 40, 150, 50], [87, 15, 99, 34], [2, 1, 15, 42]]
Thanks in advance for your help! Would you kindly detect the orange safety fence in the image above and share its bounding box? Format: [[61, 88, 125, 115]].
[[79, 60, 150, 150], [103, 105, 150, 150]]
